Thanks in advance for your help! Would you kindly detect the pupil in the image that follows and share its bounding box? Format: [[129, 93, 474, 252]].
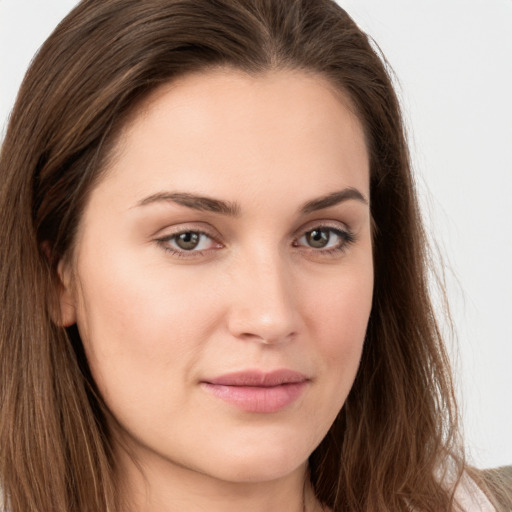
[[307, 229, 329, 248], [176, 232, 200, 250]]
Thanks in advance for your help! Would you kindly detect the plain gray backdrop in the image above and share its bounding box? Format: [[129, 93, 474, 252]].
[[1, 0, 511, 468]]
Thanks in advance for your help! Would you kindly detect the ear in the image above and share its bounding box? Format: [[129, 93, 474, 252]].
[[56, 258, 77, 327], [41, 241, 78, 327]]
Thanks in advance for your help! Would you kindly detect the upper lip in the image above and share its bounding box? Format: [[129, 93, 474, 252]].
[[204, 369, 309, 387]]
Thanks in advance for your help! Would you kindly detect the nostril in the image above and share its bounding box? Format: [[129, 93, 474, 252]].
[[237, 330, 297, 344]]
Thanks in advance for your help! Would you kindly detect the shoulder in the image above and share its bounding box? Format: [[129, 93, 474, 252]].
[[453, 471, 497, 511], [477, 465, 512, 512], [452, 466, 512, 512], [437, 459, 512, 511]]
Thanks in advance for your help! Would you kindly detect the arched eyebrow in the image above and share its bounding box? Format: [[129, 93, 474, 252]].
[[134, 187, 368, 216], [135, 192, 241, 216], [300, 188, 368, 213]]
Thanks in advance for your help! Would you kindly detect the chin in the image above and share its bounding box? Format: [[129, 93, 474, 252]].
[[199, 439, 312, 483]]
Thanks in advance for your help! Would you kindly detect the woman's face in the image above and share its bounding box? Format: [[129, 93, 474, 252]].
[[59, 69, 373, 486]]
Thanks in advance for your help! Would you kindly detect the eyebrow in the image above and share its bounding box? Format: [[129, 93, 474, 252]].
[[136, 192, 241, 216], [135, 187, 368, 216], [300, 188, 368, 214]]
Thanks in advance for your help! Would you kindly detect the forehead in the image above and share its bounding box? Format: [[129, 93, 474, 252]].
[[94, 68, 369, 211]]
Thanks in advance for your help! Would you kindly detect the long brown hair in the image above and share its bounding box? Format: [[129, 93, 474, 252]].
[[0, 1, 494, 511]]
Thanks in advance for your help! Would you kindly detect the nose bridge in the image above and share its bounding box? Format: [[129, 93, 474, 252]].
[[227, 244, 299, 344]]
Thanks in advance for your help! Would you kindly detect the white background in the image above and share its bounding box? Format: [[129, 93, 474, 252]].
[[1, 0, 510, 469]]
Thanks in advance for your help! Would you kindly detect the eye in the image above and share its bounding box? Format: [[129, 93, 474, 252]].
[[295, 226, 354, 253], [158, 230, 221, 255]]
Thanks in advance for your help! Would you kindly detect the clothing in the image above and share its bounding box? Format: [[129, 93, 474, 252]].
[[454, 472, 496, 511]]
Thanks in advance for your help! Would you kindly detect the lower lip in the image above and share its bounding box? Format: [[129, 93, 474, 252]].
[[201, 381, 308, 413]]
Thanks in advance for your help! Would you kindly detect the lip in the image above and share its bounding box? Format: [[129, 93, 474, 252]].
[[201, 369, 309, 413]]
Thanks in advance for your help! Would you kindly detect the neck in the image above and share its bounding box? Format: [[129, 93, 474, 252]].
[[116, 445, 321, 512]]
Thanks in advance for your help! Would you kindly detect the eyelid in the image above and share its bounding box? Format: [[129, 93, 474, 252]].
[[293, 219, 351, 238], [154, 223, 224, 257], [292, 220, 356, 255], [153, 222, 220, 240], [153, 219, 355, 259]]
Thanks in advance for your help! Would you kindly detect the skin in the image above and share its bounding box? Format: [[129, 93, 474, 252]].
[[59, 68, 373, 512]]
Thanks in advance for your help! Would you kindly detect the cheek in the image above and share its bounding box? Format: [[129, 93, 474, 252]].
[[72, 251, 222, 409], [305, 257, 373, 396], [310, 260, 373, 348], [288, 260, 372, 446], [76, 245, 215, 343]]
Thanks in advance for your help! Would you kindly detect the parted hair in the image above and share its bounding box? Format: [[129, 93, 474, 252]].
[[0, 1, 497, 511]]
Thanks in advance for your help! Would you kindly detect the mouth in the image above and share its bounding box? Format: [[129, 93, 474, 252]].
[[201, 369, 309, 413]]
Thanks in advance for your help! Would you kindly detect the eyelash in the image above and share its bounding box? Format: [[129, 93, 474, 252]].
[[293, 226, 355, 256], [156, 225, 356, 259]]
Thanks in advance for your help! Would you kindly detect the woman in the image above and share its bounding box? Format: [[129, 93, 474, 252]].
[[0, 1, 509, 511]]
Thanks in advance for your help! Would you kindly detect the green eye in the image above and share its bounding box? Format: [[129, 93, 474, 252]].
[[296, 226, 354, 253], [159, 230, 218, 255], [305, 229, 330, 248], [175, 232, 201, 250]]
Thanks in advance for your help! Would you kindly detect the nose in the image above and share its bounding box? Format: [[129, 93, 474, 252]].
[[226, 250, 301, 345]]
